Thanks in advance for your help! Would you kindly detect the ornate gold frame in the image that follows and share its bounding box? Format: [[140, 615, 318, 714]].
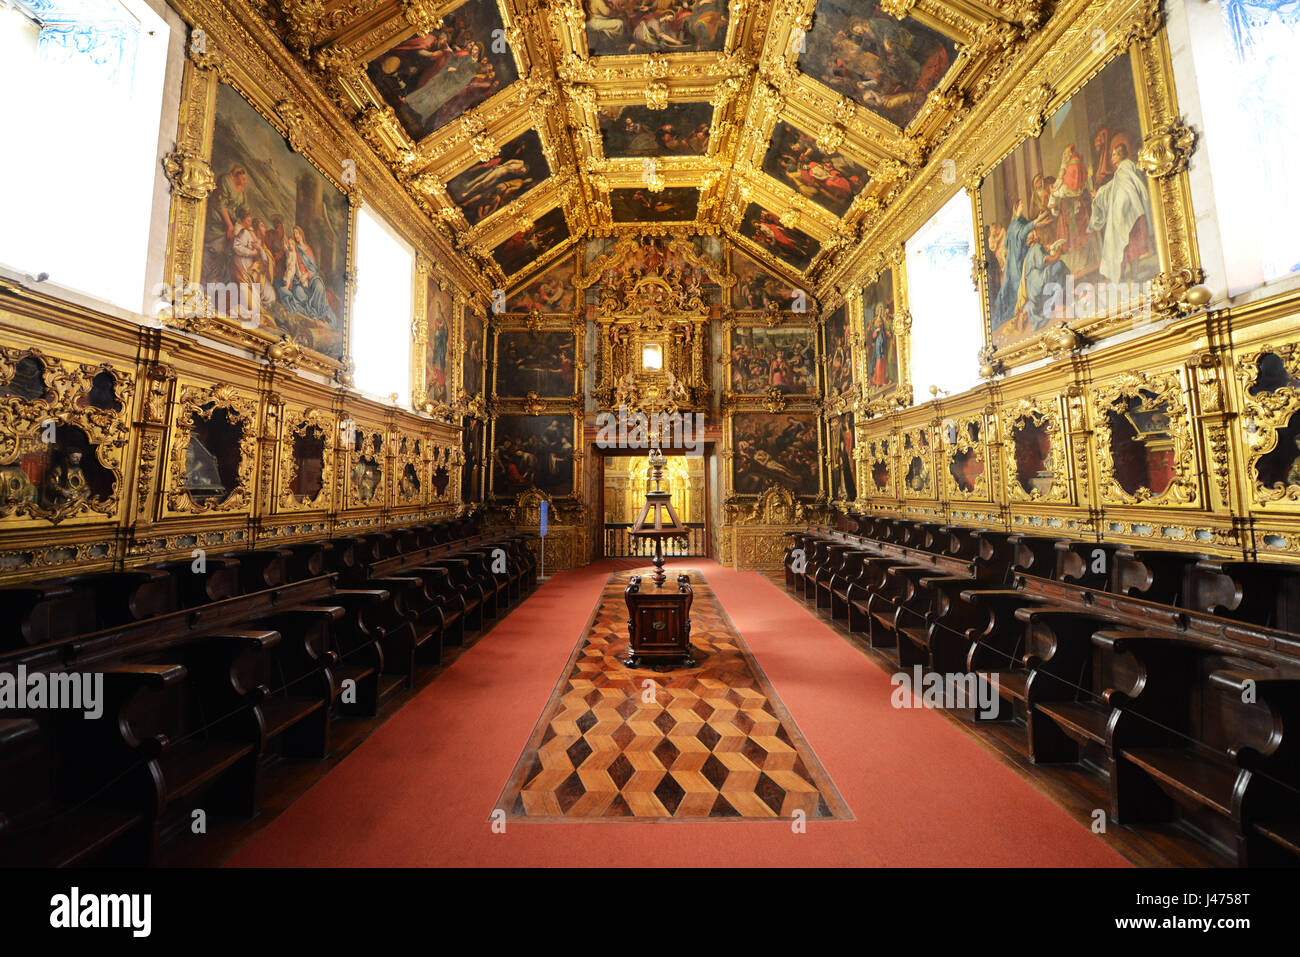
[[899, 423, 936, 500], [966, 6, 1201, 372], [857, 246, 913, 415], [0, 347, 133, 526], [1237, 344, 1300, 507], [942, 412, 990, 502], [164, 383, 259, 515], [276, 406, 335, 513], [1092, 370, 1199, 507], [1004, 397, 1071, 505]]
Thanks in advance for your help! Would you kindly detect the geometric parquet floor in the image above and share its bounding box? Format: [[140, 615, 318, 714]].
[[496, 568, 853, 821]]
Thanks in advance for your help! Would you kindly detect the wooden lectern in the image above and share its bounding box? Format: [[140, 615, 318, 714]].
[[629, 447, 689, 587]]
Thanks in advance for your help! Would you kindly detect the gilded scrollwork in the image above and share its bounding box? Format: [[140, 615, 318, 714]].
[[165, 383, 258, 514], [1092, 371, 1198, 507], [1004, 398, 1070, 504], [277, 407, 335, 512], [1237, 345, 1300, 505], [942, 414, 988, 501]]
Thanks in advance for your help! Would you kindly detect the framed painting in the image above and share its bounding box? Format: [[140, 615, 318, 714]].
[[974, 51, 1175, 366], [462, 309, 485, 399], [797, 0, 958, 130], [492, 207, 571, 277], [423, 279, 453, 407], [860, 265, 907, 406], [509, 255, 577, 313], [737, 204, 820, 273], [462, 415, 485, 502], [492, 414, 575, 497], [762, 120, 869, 218], [827, 410, 857, 502], [446, 129, 550, 227], [583, 0, 729, 56], [202, 83, 349, 361], [731, 250, 804, 312], [365, 0, 519, 143], [731, 411, 820, 497], [494, 330, 576, 397], [599, 103, 713, 157], [823, 304, 854, 398], [727, 326, 817, 396], [610, 187, 699, 223]]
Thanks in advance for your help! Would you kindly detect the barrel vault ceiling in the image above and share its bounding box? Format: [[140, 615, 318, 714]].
[[261, 0, 1052, 293]]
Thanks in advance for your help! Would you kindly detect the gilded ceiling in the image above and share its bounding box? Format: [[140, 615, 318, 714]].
[[261, 0, 1051, 291]]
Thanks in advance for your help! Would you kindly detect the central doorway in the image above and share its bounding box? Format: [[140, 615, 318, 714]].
[[600, 452, 709, 558]]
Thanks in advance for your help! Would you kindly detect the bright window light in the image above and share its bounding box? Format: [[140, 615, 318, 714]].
[[1184, 0, 1300, 293], [642, 342, 662, 370], [0, 0, 169, 311], [352, 207, 413, 408], [905, 191, 983, 400]]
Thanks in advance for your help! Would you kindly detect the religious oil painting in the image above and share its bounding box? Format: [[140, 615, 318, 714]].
[[203, 83, 348, 360], [980, 54, 1157, 351], [797, 0, 957, 129], [737, 203, 820, 272], [610, 186, 699, 222], [462, 415, 484, 501], [493, 414, 575, 497], [366, 0, 519, 142], [828, 411, 857, 501], [446, 129, 550, 226], [731, 250, 802, 311], [732, 412, 819, 496], [509, 256, 577, 313], [492, 207, 571, 276], [584, 0, 729, 55], [1107, 392, 1177, 498], [598, 102, 713, 156], [823, 305, 854, 397], [425, 280, 452, 406], [495, 331, 576, 397], [729, 326, 816, 395], [861, 268, 898, 400], [463, 310, 486, 397], [762, 120, 869, 218]]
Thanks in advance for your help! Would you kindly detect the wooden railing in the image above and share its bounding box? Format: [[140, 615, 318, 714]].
[[603, 523, 707, 558]]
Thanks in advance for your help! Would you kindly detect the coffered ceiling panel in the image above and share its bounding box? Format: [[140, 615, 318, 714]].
[[264, 0, 1050, 291]]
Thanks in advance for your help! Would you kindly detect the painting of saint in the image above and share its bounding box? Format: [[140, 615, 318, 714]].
[[728, 327, 816, 395], [598, 103, 713, 156], [463, 311, 485, 397], [732, 412, 819, 496], [732, 251, 802, 311], [493, 415, 574, 496], [492, 207, 571, 276], [610, 187, 699, 222], [366, 0, 519, 142], [981, 54, 1157, 350], [824, 305, 854, 397], [584, 0, 729, 55], [738, 204, 820, 272], [425, 281, 452, 405], [203, 83, 348, 360], [510, 256, 576, 313], [861, 268, 898, 399], [446, 130, 550, 226], [828, 412, 857, 501], [762, 121, 869, 217], [798, 0, 957, 129], [462, 416, 484, 501], [495, 331, 576, 397]]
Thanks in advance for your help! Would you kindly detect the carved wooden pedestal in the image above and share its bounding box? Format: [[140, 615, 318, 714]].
[[623, 573, 695, 668]]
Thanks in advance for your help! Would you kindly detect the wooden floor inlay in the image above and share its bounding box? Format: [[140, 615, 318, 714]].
[[496, 569, 852, 821]]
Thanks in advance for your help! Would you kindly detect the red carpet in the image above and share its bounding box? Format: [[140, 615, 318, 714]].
[[227, 560, 1128, 867]]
